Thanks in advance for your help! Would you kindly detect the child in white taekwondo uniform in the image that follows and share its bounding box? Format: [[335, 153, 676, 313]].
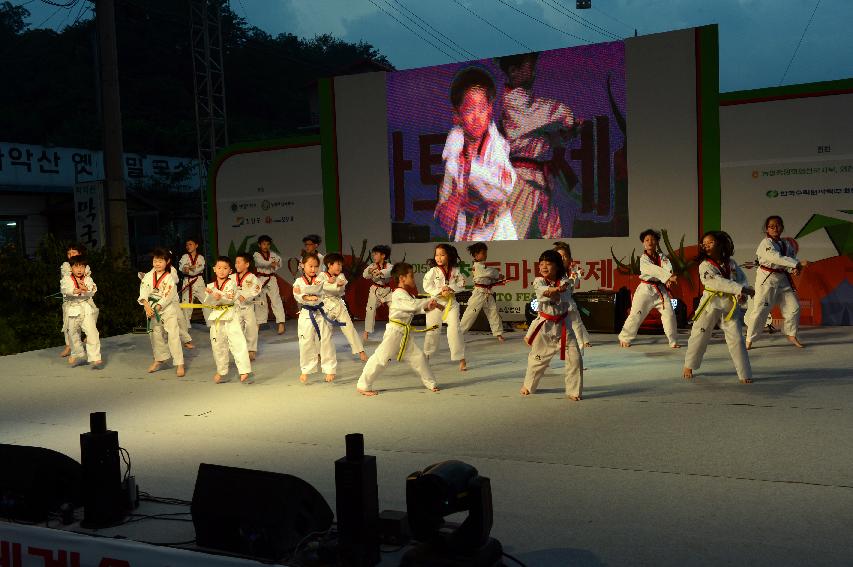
[[253, 234, 286, 335], [435, 67, 517, 242], [60, 243, 94, 358], [745, 215, 809, 349], [139, 248, 185, 377], [297, 234, 325, 274], [62, 256, 102, 368], [521, 250, 583, 401], [459, 242, 505, 341], [553, 241, 592, 350], [317, 253, 368, 361], [684, 231, 755, 383], [356, 262, 441, 396], [165, 252, 194, 349], [422, 243, 468, 371], [204, 256, 251, 384], [178, 237, 209, 329], [232, 253, 261, 360], [293, 253, 337, 384], [361, 244, 393, 342], [618, 229, 680, 349], [498, 52, 580, 239]]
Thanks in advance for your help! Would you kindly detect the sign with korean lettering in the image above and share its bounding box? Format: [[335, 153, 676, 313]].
[[73, 182, 106, 250]]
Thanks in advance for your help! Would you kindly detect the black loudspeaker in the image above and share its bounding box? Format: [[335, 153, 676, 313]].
[[191, 463, 334, 560], [0, 444, 82, 522], [80, 412, 124, 527], [335, 433, 380, 566], [574, 288, 631, 333], [456, 291, 494, 333]]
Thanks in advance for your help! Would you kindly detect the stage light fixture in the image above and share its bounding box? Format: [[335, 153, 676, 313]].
[[402, 460, 502, 566], [577, 0, 591, 8]]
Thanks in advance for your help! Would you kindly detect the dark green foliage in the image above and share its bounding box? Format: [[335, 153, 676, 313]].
[[0, 235, 144, 355]]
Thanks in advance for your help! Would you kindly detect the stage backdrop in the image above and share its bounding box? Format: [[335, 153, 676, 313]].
[[720, 84, 853, 325], [386, 41, 626, 242]]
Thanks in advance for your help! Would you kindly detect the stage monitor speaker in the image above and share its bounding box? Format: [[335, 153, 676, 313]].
[[80, 412, 124, 528], [0, 444, 82, 522], [335, 433, 380, 566], [574, 288, 631, 333], [191, 463, 334, 560]]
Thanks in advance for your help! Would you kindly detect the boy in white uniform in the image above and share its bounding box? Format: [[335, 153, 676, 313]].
[[139, 248, 185, 377], [745, 215, 809, 349], [553, 242, 592, 349], [293, 253, 337, 383], [204, 256, 251, 383], [317, 253, 368, 361], [62, 256, 102, 368], [362, 244, 393, 341], [436, 67, 517, 242], [521, 250, 583, 400], [232, 253, 261, 360], [498, 53, 579, 239], [422, 244, 467, 371], [356, 262, 441, 396], [165, 252, 194, 349], [59, 243, 94, 358], [459, 242, 505, 341], [684, 231, 754, 383], [297, 234, 325, 274], [178, 237, 209, 329], [253, 234, 286, 335], [618, 229, 680, 349]]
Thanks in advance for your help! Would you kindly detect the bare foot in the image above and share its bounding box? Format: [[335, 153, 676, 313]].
[[183, 342, 194, 349], [176, 365, 186, 377], [249, 351, 256, 361], [519, 387, 530, 396], [277, 322, 285, 335], [240, 373, 251, 383], [682, 367, 693, 381], [620, 341, 631, 348], [787, 335, 804, 348], [67, 356, 78, 366], [582, 342, 592, 348], [213, 373, 222, 384], [358, 388, 379, 397], [745, 340, 752, 350], [147, 360, 163, 373], [91, 360, 104, 370], [325, 373, 335, 382], [60, 345, 71, 357], [497, 335, 505, 343], [459, 359, 467, 372], [299, 374, 309, 384], [568, 395, 582, 401], [429, 386, 441, 392], [671, 344, 681, 349], [739, 377, 753, 384], [362, 331, 369, 341], [358, 351, 368, 362]]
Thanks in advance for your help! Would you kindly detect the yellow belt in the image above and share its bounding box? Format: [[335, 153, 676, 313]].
[[417, 292, 455, 322], [691, 290, 739, 322], [389, 319, 438, 361], [180, 303, 232, 330]]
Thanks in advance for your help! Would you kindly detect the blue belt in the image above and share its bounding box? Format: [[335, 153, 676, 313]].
[[302, 302, 345, 337]]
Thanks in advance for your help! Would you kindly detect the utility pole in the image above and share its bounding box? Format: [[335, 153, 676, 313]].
[[95, 0, 129, 256]]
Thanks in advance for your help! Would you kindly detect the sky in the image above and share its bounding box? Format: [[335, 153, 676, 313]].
[[19, 0, 853, 93]]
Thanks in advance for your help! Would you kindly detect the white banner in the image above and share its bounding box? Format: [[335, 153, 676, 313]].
[[0, 522, 268, 567]]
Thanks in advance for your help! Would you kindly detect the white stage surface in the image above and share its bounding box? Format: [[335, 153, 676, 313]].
[[3, 323, 853, 566]]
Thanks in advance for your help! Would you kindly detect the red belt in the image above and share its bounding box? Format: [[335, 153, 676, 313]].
[[640, 280, 668, 308], [511, 158, 547, 171], [760, 265, 796, 291], [180, 275, 200, 295], [526, 311, 568, 360]]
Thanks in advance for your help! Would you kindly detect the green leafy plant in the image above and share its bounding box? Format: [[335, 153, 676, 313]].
[[611, 246, 641, 275], [345, 239, 371, 285], [661, 229, 698, 290]]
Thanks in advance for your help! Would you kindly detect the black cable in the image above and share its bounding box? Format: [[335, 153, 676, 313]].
[[779, 0, 821, 85], [119, 446, 131, 483], [386, 0, 478, 60], [367, 0, 459, 61], [496, 0, 591, 45], [503, 551, 529, 567], [39, 0, 77, 6], [592, 5, 634, 32], [449, 0, 532, 52], [539, 0, 620, 40]]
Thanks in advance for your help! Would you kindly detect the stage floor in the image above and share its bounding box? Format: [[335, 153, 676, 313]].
[[3, 323, 853, 566]]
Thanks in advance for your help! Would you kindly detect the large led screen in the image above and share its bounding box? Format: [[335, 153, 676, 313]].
[[387, 41, 627, 243]]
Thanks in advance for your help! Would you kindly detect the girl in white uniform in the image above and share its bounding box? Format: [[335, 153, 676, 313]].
[[59, 243, 94, 358], [618, 229, 680, 349], [139, 248, 185, 377], [553, 241, 592, 350], [61, 256, 102, 368], [362, 245, 393, 341], [683, 231, 754, 383], [317, 253, 367, 361], [253, 234, 286, 335], [204, 256, 251, 383], [521, 250, 583, 400], [459, 242, 504, 341], [232, 253, 261, 360], [178, 237, 209, 329], [422, 244, 467, 371], [293, 253, 337, 383], [745, 215, 809, 349], [356, 262, 441, 396]]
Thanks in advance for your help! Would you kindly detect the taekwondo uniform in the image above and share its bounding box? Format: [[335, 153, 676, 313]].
[[253, 249, 286, 326], [139, 269, 183, 367], [231, 270, 261, 352], [293, 274, 337, 376], [178, 252, 209, 328], [745, 237, 801, 344], [459, 260, 504, 337], [362, 261, 393, 335], [204, 277, 251, 379], [617, 252, 679, 347], [61, 273, 101, 363], [316, 271, 364, 355], [422, 265, 467, 362]]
